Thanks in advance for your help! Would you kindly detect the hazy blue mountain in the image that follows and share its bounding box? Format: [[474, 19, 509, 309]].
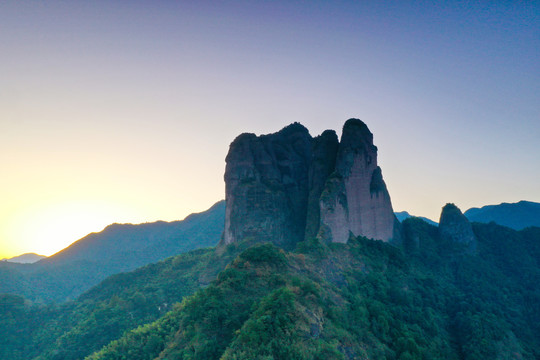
[[464, 200, 540, 230], [0, 200, 225, 303], [1, 253, 46, 264], [394, 211, 438, 226]]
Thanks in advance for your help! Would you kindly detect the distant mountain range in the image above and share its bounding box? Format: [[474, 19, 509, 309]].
[[395, 200, 540, 230], [1, 253, 46, 264], [394, 211, 438, 226], [0, 200, 225, 303], [464, 200, 540, 230]]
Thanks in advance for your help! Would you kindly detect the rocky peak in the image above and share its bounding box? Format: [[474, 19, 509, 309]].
[[335, 119, 377, 177], [438, 203, 477, 254], [222, 123, 312, 249], [319, 119, 398, 243], [222, 119, 399, 248]]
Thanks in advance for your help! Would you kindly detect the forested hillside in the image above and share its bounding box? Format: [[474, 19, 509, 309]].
[[2, 220, 539, 359]]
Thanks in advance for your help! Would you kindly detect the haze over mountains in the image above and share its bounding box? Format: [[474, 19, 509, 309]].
[[1, 194, 537, 305], [1, 253, 46, 264], [5, 199, 537, 267], [0, 201, 225, 302]]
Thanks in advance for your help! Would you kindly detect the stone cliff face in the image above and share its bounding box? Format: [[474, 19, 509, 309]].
[[318, 119, 398, 243], [305, 130, 339, 240], [438, 203, 477, 254], [223, 123, 312, 249], [223, 119, 399, 248]]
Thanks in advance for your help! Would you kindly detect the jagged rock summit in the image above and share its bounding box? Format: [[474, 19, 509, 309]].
[[223, 122, 312, 249], [223, 119, 399, 249]]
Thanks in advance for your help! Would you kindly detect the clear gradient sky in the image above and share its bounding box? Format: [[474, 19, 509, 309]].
[[1, 1, 538, 258]]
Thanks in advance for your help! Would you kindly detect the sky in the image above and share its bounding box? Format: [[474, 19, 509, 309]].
[[1, 1, 538, 258]]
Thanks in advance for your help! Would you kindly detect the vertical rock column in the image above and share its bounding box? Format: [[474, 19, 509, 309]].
[[305, 130, 339, 240], [222, 123, 312, 249], [319, 119, 397, 242]]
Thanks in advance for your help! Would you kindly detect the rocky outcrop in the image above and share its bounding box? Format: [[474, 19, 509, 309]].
[[438, 203, 477, 254], [222, 119, 399, 248], [223, 123, 312, 249], [318, 119, 398, 243]]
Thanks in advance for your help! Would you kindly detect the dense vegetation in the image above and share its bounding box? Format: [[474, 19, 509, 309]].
[[0, 242, 244, 360], [1, 219, 539, 359], [0, 201, 225, 303]]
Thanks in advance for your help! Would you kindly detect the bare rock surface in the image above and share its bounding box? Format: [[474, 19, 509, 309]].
[[223, 123, 312, 249], [223, 119, 399, 248], [319, 119, 397, 243]]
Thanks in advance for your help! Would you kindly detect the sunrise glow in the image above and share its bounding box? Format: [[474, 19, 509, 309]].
[[1, 200, 143, 258], [0, 2, 538, 259]]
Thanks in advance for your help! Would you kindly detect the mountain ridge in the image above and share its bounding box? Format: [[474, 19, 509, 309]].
[[1, 253, 46, 264], [7, 199, 538, 264], [464, 200, 540, 230], [394, 211, 438, 226], [0, 200, 225, 303]]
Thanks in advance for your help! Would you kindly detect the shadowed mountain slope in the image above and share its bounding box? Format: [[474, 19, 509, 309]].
[[4, 215, 538, 359], [84, 221, 540, 360], [464, 200, 540, 230], [0, 201, 225, 303]]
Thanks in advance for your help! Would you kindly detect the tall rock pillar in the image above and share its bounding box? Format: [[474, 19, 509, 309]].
[[319, 119, 398, 243], [222, 123, 312, 249]]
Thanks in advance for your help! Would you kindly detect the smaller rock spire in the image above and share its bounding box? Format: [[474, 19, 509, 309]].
[[438, 203, 477, 254]]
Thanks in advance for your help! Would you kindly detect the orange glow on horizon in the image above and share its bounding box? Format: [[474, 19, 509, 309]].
[[1, 200, 146, 258]]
